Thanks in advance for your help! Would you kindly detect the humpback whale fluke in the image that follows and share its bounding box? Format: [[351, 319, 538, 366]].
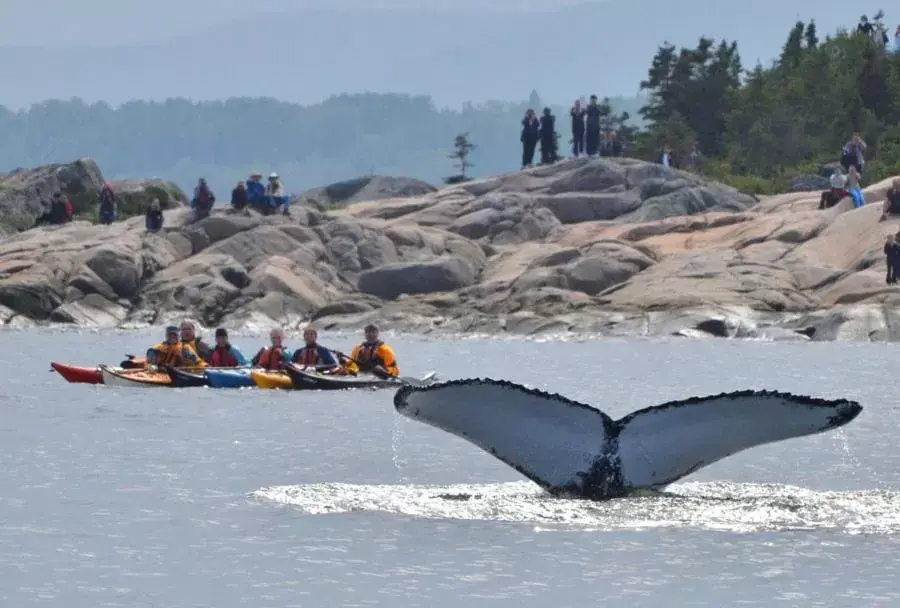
[[393, 379, 863, 500]]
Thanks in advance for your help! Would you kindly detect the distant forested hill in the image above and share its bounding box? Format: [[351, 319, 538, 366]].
[[0, 94, 644, 193]]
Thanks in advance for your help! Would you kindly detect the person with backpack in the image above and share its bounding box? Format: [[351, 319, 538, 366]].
[[98, 182, 118, 225], [191, 177, 215, 221]]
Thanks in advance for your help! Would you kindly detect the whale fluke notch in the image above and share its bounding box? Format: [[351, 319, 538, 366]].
[[393, 378, 863, 500]]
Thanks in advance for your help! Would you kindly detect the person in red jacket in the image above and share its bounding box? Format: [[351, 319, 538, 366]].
[[208, 328, 250, 367]]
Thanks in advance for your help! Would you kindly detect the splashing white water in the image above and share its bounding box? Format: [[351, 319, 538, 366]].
[[251, 480, 900, 535]]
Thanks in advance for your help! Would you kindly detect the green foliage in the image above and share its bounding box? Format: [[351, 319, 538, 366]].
[[636, 22, 900, 184], [444, 132, 477, 184]]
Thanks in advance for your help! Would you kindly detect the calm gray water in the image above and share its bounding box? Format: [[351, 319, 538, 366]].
[[1, 328, 897, 607]]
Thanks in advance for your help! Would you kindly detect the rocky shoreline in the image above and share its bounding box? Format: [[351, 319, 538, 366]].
[[1, 156, 899, 342]]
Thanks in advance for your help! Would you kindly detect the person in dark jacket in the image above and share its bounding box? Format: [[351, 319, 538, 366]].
[[231, 182, 248, 211], [98, 182, 118, 225], [145, 199, 164, 233], [885, 233, 900, 284], [521, 109, 540, 169], [539, 107, 557, 165], [584, 95, 601, 156], [191, 177, 215, 221], [570, 100, 585, 157]]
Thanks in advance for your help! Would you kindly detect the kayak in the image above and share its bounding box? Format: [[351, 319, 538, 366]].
[[50, 362, 105, 384], [250, 369, 294, 390], [206, 368, 255, 389], [99, 365, 172, 388], [285, 363, 405, 390], [165, 366, 210, 388]]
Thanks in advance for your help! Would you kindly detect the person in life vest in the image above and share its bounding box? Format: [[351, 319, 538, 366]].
[[98, 182, 118, 225], [209, 327, 250, 367], [251, 328, 294, 370], [291, 326, 339, 371], [180, 320, 214, 363], [341, 324, 399, 376], [146, 325, 204, 368], [191, 177, 216, 221]]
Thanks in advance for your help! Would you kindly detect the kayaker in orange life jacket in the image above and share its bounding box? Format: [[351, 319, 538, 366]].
[[209, 328, 250, 367], [340, 324, 399, 376], [251, 328, 294, 370], [147, 325, 203, 368], [291, 326, 340, 371], [180, 320, 214, 363]]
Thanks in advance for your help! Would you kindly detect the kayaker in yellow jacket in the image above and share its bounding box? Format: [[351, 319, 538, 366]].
[[180, 320, 213, 364], [339, 324, 399, 376], [147, 325, 204, 368]]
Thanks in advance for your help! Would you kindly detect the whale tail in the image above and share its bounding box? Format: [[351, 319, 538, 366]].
[[393, 379, 863, 500]]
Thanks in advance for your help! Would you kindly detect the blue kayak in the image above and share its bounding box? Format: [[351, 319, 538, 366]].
[[206, 368, 255, 388]]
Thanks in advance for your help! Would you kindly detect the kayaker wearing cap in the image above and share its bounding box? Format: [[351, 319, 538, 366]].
[[340, 324, 399, 376], [147, 325, 203, 368], [291, 326, 340, 371], [180, 320, 214, 363], [251, 328, 294, 370], [209, 328, 250, 367]]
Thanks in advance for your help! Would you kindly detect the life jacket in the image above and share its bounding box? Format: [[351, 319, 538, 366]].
[[210, 345, 238, 367], [295, 344, 326, 366], [257, 346, 284, 370], [355, 341, 384, 370], [152, 342, 187, 367]]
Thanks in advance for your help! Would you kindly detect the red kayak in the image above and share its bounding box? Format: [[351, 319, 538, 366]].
[[50, 362, 104, 384]]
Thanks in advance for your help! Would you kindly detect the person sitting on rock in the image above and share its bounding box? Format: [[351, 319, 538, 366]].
[[209, 328, 250, 367], [145, 199, 164, 233], [191, 178, 215, 221], [820, 167, 849, 209], [880, 178, 900, 221], [180, 320, 214, 363], [37, 192, 74, 226], [146, 325, 204, 368], [291, 326, 340, 371], [231, 182, 248, 212], [251, 328, 294, 370], [98, 182, 118, 225], [265, 173, 290, 216], [338, 324, 399, 377], [246, 171, 266, 208], [885, 233, 900, 284], [846, 165, 865, 208]]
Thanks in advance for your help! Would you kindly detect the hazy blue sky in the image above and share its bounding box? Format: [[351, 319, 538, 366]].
[[0, 1, 881, 107]]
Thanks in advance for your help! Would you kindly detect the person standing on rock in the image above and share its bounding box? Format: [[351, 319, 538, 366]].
[[584, 95, 601, 156], [884, 233, 900, 284], [145, 199, 164, 233], [180, 320, 214, 363], [520, 109, 540, 169], [98, 182, 118, 225], [191, 178, 216, 221], [841, 132, 867, 175], [570, 99, 585, 157], [539, 107, 558, 165], [291, 327, 340, 371], [251, 328, 294, 370]]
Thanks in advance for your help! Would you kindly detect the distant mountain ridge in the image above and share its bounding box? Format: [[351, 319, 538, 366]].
[[0, 3, 852, 109]]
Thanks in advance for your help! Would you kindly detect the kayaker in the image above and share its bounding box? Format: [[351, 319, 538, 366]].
[[340, 324, 399, 376], [291, 326, 340, 370], [180, 320, 214, 363], [147, 325, 204, 368], [209, 328, 250, 367], [251, 328, 294, 370]]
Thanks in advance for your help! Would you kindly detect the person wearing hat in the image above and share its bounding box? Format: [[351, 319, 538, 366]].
[[208, 328, 250, 367], [265, 172, 290, 216], [339, 324, 399, 377], [146, 325, 203, 368], [245, 171, 266, 210]]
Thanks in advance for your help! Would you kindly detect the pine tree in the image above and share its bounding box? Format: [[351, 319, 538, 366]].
[[444, 133, 477, 185]]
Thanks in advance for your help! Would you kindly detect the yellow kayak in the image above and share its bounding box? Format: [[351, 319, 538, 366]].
[[250, 369, 294, 390]]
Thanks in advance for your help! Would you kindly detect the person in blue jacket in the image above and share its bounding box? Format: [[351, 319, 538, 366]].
[[246, 171, 266, 209], [291, 326, 339, 370]]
